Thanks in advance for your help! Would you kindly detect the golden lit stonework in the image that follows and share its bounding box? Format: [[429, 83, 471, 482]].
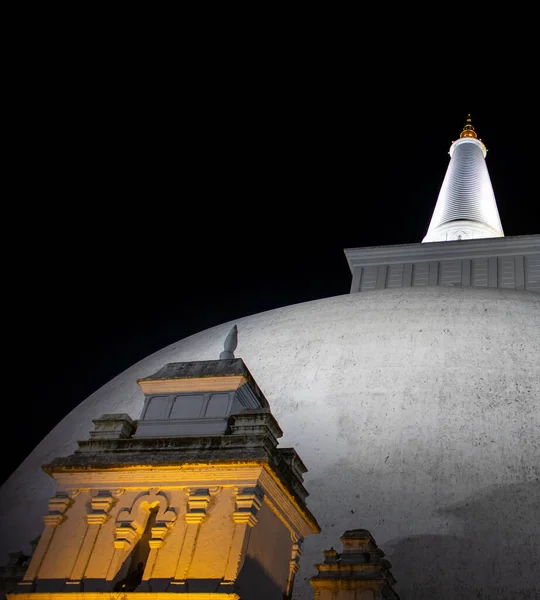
[[459, 113, 477, 138], [6, 355, 319, 600]]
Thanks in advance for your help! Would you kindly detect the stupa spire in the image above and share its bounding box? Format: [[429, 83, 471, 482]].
[[422, 115, 504, 243]]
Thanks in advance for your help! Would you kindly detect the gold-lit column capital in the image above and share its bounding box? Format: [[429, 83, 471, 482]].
[[87, 490, 117, 525], [232, 485, 264, 527], [113, 525, 139, 550], [184, 486, 220, 524], [285, 536, 303, 597], [42, 513, 65, 527]]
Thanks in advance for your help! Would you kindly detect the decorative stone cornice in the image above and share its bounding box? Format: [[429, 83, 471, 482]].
[[53, 432, 277, 462], [345, 234, 540, 271], [278, 448, 307, 483], [137, 375, 248, 395], [136, 358, 270, 408], [50, 462, 319, 538], [89, 414, 136, 440], [259, 466, 320, 536], [8, 594, 240, 600], [48, 430, 314, 516], [51, 464, 267, 486], [229, 409, 283, 447]]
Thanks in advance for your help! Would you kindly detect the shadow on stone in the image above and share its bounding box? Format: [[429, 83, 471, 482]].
[[235, 555, 286, 599], [384, 482, 540, 600]]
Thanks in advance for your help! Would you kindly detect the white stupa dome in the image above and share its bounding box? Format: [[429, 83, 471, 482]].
[[1, 286, 539, 599]]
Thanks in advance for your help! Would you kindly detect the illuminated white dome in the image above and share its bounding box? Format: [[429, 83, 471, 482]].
[[1, 286, 539, 599]]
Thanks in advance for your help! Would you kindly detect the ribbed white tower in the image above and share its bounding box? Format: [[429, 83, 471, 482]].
[[423, 115, 504, 243]]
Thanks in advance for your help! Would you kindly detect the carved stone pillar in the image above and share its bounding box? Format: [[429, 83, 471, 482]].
[[105, 523, 139, 581], [18, 492, 74, 589], [219, 485, 264, 591], [285, 534, 303, 598], [169, 487, 219, 589], [141, 526, 167, 581], [138, 515, 176, 588], [65, 490, 118, 589]]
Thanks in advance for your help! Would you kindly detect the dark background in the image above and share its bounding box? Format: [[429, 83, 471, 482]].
[[2, 22, 537, 485]]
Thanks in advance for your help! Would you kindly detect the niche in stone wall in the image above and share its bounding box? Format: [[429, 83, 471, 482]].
[[205, 393, 229, 417], [170, 394, 204, 419], [114, 507, 158, 592], [143, 396, 170, 420]]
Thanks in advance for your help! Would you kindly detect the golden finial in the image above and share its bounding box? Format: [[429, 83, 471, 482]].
[[460, 113, 477, 139]]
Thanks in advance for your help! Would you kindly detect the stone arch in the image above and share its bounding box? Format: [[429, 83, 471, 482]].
[[116, 489, 176, 535]]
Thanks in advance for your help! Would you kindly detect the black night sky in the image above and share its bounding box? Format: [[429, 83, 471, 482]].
[[2, 35, 538, 487]]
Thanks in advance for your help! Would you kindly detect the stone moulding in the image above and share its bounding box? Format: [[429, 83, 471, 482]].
[[47, 461, 319, 538], [345, 234, 540, 268], [7, 594, 240, 600], [137, 375, 248, 395], [345, 234, 540, 294]]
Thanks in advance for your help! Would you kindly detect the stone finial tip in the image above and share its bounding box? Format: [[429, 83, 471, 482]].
[[460, 113, 477, 139], [220, 324, 238, 359]]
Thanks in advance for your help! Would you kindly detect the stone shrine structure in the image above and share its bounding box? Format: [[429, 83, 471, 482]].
[[309, 530, 399, 600], [5, 340, 319, 599]]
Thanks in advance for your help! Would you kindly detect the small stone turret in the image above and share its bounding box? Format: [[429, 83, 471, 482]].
[[309, 529, 399, 599]]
